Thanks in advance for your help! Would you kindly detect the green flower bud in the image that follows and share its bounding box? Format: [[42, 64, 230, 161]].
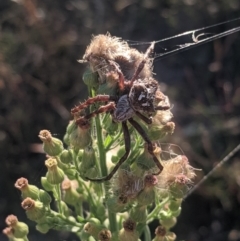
[[160, 215, 177, 229], [102, 113, 118, 135], [60, 201, 71, 217], [39, 189, 52, 206], [41, 177, 54, 192], [83, 220, 104, 240], [97, 71, 118, 95], [45, 158, 65, 185], [169, 174, 189, 199], [148, 122, 174, 140], [69, 120, 92, 150], [168, 199, 182, 212], [14, 177, 40, 200], [172, 207, 181, 217], [39, 130, 64, 156], [119, 219, 138, 241], [136, 175, 158, 206], [62, 180, 83, 206], [5, 215, 29, 238], [106, 195, 129, 213], [21, 198, 46, 222], [82, 166, 99, 180], [129, 205, 147, 223], [111, 145, 125, 164], [59, 149, 74, 164], [82, 68, 99, 88], [36, 223, 50, 234], [136, 145, 161, 171], [153, 226, 167, 241], [79, 146, 97, 174]]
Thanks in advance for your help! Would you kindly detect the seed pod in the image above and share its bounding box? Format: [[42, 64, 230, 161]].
[[45, 158, 65, 185], [21, 198, 46, 222], [129, 205, 147, 223], [60, 149, 74, 164], [5, 215, 29, 238], [39, 130, 64, 156], [118, 219, 139, 241], [15, 178, 40, 200]]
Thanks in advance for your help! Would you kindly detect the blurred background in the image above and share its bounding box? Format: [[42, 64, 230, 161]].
[[0, 0, 240, 240]]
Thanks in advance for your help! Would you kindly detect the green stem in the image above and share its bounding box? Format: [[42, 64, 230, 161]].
[[143, 225, 151, 241], [91, 88, 118, 233], [147, 197, 169, 223], [55, 184, 63, 215]]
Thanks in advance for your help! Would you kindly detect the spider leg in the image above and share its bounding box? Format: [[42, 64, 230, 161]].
[[71, 95, 117, 114], [135, 111, 152, 124], [82, 102, 115, 120], [128, 118, 163, 175], [85, 121, 131, 182], [130, 41, 155, 86], [107, 60, 125, 91]]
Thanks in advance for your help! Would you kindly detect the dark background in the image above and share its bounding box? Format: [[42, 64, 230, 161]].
[[0, 0, 240, 240]]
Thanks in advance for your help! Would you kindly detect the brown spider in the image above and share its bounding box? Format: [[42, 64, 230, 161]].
[[72, 35, 171, 182]]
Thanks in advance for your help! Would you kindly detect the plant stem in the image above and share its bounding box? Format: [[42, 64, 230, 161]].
[[90, 88, 118, 233], [55, 184, 63, 215]]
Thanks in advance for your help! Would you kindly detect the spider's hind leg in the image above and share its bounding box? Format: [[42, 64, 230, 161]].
[[84, 121, 131, 182], [128, 118, 163, 175]]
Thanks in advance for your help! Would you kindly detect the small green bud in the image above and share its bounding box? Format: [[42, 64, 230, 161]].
[[14, 177, 40, 200], [169, 199, 182, 212], [172, 207, 181, 217], [62, 180, 83, 206], [129, 205, 147, 223], [21, 198, 46, 222], [153, 226, 167, 241], [111, 145, 125, 163], [83, 220, 104, 240], [160, 215, 177, 229], [39, 130, 64, 156], [60, 201, 71, 217], [118, 219, 138, 241], [97, 71, 118, 95], [41, 177, 54, 192], [36, 223, 50, 234], [148, 122, 175, 141], [169, 174, 189, 199], [82, 68, 99, 88], [39, 189, 52, 206], [59, 149, 74, 164], [106, 195, 129, 213], [79, 146, 96, 174], [102, 113, 118, 134], [69, 120, 92, 150], [136, 175, 158, 206], [136, 145, 161, 171], [45, 158, 65, 185], [5, 215, 29, 238]]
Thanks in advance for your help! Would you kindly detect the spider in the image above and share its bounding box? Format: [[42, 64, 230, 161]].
[[72, 35, 171, 182]]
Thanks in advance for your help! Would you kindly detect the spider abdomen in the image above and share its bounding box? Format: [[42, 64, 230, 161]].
[[113, 95, 135, 122], [129, 78, 158, 113]]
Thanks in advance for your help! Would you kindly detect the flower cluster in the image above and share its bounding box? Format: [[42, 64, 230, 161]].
[[3, 34, 196, 241]]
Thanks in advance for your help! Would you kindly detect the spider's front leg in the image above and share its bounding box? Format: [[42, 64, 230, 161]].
[[85, 121, 131, 182], [71, 95, 117, 114], [128, 118, 163, 175]]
